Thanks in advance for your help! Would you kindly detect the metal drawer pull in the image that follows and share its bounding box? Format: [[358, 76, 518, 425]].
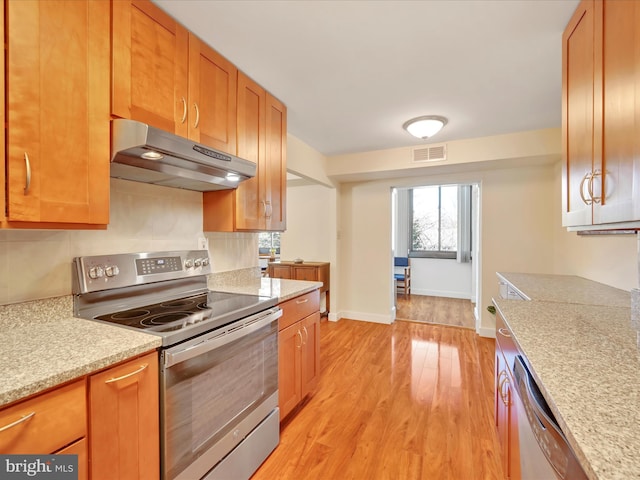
[[193, 103, 200, 128], [296, 298, 309, 305], [24, 153, 31, 194], [105, 363, 148, 384], [180, 97, 187, 124], [579, 171, 593, 205], [0, 412, 35, 433], [498, 327, 511, 338]]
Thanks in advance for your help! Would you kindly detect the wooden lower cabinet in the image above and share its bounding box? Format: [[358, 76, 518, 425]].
[[89, 352, 159, 480], [269, 262, 330, 312], [278, 290, 321, 421], [495, 315, 520, 480], [56, 438, 88, 480]]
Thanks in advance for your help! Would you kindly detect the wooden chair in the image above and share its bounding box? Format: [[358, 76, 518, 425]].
[[394, 257, 411, 297]]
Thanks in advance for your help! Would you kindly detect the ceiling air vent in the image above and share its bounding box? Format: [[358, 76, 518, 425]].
[[411, 143, 447, 163]]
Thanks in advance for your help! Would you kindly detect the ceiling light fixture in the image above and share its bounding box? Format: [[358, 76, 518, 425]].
[[402, 115, 448, 139]]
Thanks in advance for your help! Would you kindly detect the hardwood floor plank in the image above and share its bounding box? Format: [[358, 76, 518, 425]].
[[396, 294, 475, 329], [251, 319, 504, 480]]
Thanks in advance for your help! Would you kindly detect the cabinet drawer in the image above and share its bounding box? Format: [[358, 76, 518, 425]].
[[279, 290, 320, 331], [56, 437, 88, 480], [496, 311, 519, 378], [0, 379, 86, 454]]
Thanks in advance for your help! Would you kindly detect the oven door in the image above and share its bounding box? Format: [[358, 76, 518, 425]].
[[160, 308, 281, 480]]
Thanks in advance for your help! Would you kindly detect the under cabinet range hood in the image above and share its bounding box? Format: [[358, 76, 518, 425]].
[[110, 119, 256, 192]]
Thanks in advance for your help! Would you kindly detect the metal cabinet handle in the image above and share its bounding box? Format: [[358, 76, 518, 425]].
[[0, 412, 35, 433], [180, 97, 187, 124], [590, 169, 602, 204], [24, 153, 31, 194], [265, 201, 272, 219], [579, 171, 593, 205], [498, 373, 511, 406], [497, 327, 511, 338], [261, 200, 267, 217], [296, 298, 309, 305], [193, 103, 200, 128], [104, 363, 148, 384], [296, 330, 303, 349], [302, 325, 309, 345]]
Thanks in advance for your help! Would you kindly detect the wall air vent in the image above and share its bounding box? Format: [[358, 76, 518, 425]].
[[411, 143, 447, 163]]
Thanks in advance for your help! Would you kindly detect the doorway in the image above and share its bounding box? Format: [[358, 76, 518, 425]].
[[392, 183, 481, 331]]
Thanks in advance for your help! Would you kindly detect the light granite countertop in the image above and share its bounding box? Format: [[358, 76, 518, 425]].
[[497, 272, 631, 307], [0, 296, 161, 408], [1, 271, 320, 409], [493, 273, 638, 480]]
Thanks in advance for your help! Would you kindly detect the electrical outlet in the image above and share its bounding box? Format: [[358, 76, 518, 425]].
[[198, 237, 209, 250]]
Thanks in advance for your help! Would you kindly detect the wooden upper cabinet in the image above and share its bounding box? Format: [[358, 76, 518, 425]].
[[595, 0, 640, 224], [562, 0, 596, 227], [203, 73, 287, 232], [562, 0, 640, 228], [4, 0, 110, 226], [188, 34, 237, 154], [112, 0, 189, 136], [265, 94, 287, 231], [235, 73, 266, 230], [112, 0, 237, 154]]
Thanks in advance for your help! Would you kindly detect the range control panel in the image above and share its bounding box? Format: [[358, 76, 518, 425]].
[[73, 250, 212, 294]]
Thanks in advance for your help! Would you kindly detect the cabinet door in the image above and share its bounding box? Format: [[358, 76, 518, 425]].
[[6, 0, 110, 224], [188, 34, 237, 153], [112, 0, 189, 137], [264, 93, 287, 231], [594, 0, 640, 224], [270, 264, 292, 279], [292, 266, 317, 282], [300, 311, 321, 398], [562, 0, 597, 227], [278, 322, 302, 421], [56, 438, 88, 480], [495, 354, 510, 477], [235, 72, 266, 230], [89, 352, 159, 480]]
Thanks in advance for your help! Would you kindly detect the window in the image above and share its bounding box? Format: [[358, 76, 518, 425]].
[[410, 185, 458, 259], [258, 232, 280, 255]]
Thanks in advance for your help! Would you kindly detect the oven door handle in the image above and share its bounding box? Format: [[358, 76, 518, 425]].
[[163, 307, 282, 368]]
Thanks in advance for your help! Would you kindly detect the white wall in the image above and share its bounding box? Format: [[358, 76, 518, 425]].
[[551, 162, 638, 290], [410, 258, 472, 299]]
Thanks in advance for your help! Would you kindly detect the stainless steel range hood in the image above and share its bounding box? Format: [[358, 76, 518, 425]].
[[110, 119, 256, 192]]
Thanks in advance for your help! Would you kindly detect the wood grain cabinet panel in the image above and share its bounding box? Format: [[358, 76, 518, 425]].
[[112, 0, 237, 154], [562, 0, 640, 227], [4, 0, 110, 226], [277, 291, 321, 421], [0, 380, 86, 455], [56, 438, 88, 480], [203, 72, 287, 232], [89, 352, 159, 480]]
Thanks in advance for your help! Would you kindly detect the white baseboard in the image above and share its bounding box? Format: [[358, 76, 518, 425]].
[[411, 288, 472, 300], [334, 310, 393, 325]]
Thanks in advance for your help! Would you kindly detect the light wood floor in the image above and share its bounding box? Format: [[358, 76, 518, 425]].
[[252, 319, 503, 480], [396, 294, 476, 330]]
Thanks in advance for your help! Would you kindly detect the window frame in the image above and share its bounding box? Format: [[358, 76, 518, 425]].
[[408, 185, 457, 260]]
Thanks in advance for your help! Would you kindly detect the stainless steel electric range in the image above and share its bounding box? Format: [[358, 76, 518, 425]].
[[72, 250, 281, 480]]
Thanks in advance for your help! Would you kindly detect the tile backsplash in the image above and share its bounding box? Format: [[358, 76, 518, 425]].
[[0, 179, 258, 305]]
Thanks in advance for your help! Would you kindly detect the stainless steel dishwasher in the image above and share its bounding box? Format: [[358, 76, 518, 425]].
[[512, 355, 588, 480]]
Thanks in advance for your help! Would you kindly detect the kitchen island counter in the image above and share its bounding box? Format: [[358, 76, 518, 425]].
[[494, 273, 637, 480], [0, 295, 161, 408]]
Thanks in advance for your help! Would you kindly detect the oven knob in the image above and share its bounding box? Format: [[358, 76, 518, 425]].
[[105, 265, 120, 277], [89, 266, 104, 279], [201, 258, 210, 267], [194, 258, 202, 268], [184, 259, 194, 269]]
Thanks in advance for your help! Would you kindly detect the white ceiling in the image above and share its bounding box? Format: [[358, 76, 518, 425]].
[[154, 0, 579, 157]]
